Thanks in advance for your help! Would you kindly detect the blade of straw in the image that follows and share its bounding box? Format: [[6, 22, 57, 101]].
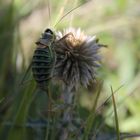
[[47, 0, 51, 27], [54, 1, 89, 28]]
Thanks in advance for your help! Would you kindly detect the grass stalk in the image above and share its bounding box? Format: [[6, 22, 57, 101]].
[[83, 82, 103, 140], [111, 86, 120, 140]]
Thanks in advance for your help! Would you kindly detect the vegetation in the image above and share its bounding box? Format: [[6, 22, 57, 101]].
[[0, 0, 140, 140]]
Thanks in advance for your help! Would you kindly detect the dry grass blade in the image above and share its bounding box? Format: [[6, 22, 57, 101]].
[[119, 133, 140, 140], [47, 0, 51, 27], [54, 0, 90, 28], [53, 0, 68, 27]]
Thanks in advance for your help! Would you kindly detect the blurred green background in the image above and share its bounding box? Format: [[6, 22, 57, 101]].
[[0, 0, 140, 140]]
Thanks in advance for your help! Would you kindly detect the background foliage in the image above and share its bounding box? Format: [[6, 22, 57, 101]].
[[0, 0, 140, 139]]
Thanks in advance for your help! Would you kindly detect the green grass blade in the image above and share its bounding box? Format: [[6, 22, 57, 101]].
[[111, 86, 120, 140], [7, 83, 37, 140], [82, 82, 103, 140], [0, 98, 4, 103]]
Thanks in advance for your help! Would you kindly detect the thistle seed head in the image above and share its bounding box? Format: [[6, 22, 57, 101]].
[[54, 28, 105, 91]]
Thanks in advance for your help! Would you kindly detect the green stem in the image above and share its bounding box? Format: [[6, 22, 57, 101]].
[[111, 86, 120, 140]]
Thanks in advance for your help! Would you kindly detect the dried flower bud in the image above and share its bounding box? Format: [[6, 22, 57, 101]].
[[54, 28, 105, 91]]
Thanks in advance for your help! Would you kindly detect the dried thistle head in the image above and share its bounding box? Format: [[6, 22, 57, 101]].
[[54, 28, 105, 91]]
